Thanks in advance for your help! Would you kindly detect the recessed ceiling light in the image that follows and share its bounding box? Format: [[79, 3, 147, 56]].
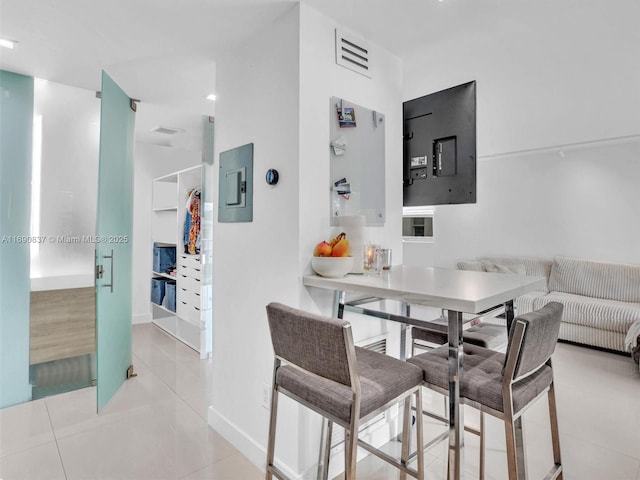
[[151, 126, 185, 135], [205, 94, 216, 101], [0, 38, 16, 49]]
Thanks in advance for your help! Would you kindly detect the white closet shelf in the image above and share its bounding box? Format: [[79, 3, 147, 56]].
[[151, 302, 176, 316], [152, 271, 176, 280], [153, 207, 178, 212]]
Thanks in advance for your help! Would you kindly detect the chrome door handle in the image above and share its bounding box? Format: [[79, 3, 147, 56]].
[[103, 249, 114, 293]]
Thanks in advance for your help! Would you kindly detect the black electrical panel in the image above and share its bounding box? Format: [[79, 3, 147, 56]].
[[403, 81, 476, 206]]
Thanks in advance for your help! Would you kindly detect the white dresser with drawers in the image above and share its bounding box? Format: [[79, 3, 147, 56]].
[[175, 253, 202, 350]]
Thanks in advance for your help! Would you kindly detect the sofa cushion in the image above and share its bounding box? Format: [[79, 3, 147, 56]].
[[479, 257, 553, 292], [457, 260, 484, 272], [534, 292, 640, 334], [484, 262, 527, 275], [515, 291, 548, 315], [549, 256, 640, 303]]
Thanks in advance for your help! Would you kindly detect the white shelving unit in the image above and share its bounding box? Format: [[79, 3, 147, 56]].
[[151, 166, 209, 356]]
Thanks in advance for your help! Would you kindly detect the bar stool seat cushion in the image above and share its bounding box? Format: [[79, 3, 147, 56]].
[[277, 346, 423, 423], [464, 324, 507, 349], [411, 326, 448, 346], [412, 324, 507, 349], [407, 344, 553, 413]]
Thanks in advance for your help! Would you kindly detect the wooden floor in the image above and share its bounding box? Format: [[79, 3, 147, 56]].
[[30, 287, 96, 365]]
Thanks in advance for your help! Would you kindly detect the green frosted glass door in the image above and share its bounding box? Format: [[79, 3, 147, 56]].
[[96, 71, 135, 411], [0, 70, 34, 408]]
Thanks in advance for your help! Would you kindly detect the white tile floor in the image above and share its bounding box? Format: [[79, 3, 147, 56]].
[[0, 324, 262, 480], [1, 323, 639, 479]]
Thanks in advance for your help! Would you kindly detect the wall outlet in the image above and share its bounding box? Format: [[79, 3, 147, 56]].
[[261, 383, 271, 410]]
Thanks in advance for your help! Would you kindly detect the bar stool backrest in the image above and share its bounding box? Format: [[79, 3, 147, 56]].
[[266, 302, 355, 387], [503, 302, 563, 382]]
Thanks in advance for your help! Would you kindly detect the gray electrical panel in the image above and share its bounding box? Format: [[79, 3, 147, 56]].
[[218, 143, 253, 223]]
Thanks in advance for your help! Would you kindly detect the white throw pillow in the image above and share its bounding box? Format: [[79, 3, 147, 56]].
[[485, 262, 527, 275]]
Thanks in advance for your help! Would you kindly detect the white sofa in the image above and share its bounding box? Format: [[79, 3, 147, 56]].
[[458, 256, 640, 358]]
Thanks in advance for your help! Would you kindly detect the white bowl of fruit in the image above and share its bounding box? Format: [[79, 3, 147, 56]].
[[311, 233, 354, 278]]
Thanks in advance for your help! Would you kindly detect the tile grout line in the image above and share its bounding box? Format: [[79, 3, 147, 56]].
[[132, 327, 210, 423], [133, 327, 211, 422], [44, 399, 69, 480], [132, 326, 241, 478], [177, 452, 251, 480]]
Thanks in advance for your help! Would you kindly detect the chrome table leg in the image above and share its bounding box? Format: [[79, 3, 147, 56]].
[[448, 309, 465, 480], [316, 290, 346, 480], [400, 301, 410, 361]]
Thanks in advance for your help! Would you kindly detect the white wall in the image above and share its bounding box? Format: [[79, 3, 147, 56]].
[[431, 139, 640, 267], [294, 6, 406, 477], [298, 3, 404, 305], [209, 4, 406, 477], [296, 3, 406, 329], [402, 1, 640, 268], [209, 4, 302, 474], [131, 143, 200, 324]]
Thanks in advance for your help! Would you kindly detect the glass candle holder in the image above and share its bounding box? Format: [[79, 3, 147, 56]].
[[380, 249, 392, 269], [363, 243, 381, 275]]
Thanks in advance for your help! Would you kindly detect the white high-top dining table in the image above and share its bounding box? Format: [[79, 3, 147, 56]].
[[303, 265, 546, 480]]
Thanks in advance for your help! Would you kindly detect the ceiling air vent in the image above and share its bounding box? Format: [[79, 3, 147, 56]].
[[335, 28, 371, 78], [151, 126, 184, 135]]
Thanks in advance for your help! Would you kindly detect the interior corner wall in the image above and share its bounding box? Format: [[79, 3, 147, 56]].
[[132, 143, 201, 324], [209, 4, 302, 474], [298, 3, 404, 314], [402, 2, 640, 267]]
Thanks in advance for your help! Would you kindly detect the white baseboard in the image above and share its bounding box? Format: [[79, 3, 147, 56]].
[[208, 404, 401, 480], [132, 313, 151, 324], [207, 406, 302, 480]]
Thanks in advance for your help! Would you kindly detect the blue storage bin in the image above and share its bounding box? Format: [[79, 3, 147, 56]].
[[153, 243, 176, 273], [151, 277, 167, 305], [165, 281, 177, 312]]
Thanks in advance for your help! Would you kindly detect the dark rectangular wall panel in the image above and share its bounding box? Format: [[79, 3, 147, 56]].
[[403, 81, 476, 206]]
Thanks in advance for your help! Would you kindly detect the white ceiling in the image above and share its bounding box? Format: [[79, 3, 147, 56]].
[[1, 0, 632, 149], [0, 0, 300, 149]]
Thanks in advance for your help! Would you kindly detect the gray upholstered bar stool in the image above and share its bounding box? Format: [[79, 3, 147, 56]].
[[408, 302, 564, 480], [409, 312, 508, 457], [265, 302, 425, 480]]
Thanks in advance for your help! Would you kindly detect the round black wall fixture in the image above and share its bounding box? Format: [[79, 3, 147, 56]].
[[266, 169, 279, 185]]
